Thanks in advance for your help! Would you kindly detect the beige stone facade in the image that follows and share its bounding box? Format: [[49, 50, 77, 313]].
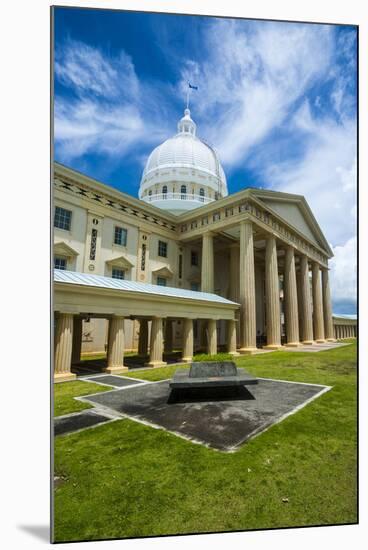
[[53, 162, 355, 380]]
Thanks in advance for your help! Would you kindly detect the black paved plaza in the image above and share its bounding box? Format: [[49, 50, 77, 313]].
[[83, 378, 330, 451]]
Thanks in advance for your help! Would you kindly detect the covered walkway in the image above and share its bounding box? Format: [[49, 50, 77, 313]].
[[54, 270, 239, 382]]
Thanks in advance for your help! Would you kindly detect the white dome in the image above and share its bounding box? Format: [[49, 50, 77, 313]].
[[139, 108, 228, 215]]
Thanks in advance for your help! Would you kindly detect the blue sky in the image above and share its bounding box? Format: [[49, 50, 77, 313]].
[[53, 7, 357, 314]]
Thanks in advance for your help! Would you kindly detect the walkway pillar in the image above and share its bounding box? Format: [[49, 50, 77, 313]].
[[322, 268, 335, 341], [138, 319, 149, 356], [207, 319, 217, 356], [264, 236, 282, 349], [164, 319, 174, 354], [105, 316, 127, 373], [229, 244, 240, 346], [299, 255, 314, 344], [201, 232, 214, 293], [312, 262, 325, 343], [71, 316, 83, 363], [227, 319, 239, 356], [239, 221, 257, 353], [146, 317, 167, 368], [182, 318, 193, 363], [284, 246, 300, 347], [54, 313, 76, 382]]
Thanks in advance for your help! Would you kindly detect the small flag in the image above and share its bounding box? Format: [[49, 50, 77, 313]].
[[188, 82, 198, 90]]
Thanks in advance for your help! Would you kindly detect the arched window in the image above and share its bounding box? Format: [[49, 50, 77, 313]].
[[215, 192, 219, 200], [148, 190, 152, 196], [181, 185, 187, 199], [162, 185, 167, 199], [199, 188, 205, 202]]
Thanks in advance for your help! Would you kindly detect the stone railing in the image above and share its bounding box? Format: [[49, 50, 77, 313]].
[[142, 193, 213, 204]]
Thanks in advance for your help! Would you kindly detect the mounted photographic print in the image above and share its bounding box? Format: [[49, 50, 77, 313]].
[[51, 5, 358, 544]]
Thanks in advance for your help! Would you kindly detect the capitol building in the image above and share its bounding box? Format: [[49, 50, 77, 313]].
[[53, 108, 355, 381]]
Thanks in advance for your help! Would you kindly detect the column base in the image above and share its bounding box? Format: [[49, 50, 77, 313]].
[[54, 372, 77, 383], [302, 340, 314, 345], [326, 338, 336, 342], [315, 339, 326, 344], [104, 365, 129, 374], [238, 347, 258, 355], [263, 344, 283, 350], [228, 351, 240, 356], [284, 342, 302, 348], [181, 357, 193, 364], [144, 361, 167, 368]]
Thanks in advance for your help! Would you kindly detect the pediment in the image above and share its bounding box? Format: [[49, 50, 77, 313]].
[[249, 191, 332, 256], [106, 255, 134, 269], [54, 241, 79, 257], [152, 266, 174, 278]]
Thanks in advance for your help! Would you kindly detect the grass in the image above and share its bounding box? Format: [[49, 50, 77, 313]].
[[54, 380, 113, 417], [54, 341, 357, 542]]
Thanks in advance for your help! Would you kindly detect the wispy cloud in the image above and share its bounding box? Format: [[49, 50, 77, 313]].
[[54, 39, 170, 161]]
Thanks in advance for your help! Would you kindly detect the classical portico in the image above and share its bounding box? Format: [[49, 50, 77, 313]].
[[177, 188, 336, 352]]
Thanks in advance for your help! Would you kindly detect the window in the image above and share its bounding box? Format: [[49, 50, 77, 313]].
[[158, 240, 167, 257], [181, 185, 186, 199], [114, 226, 127, 246], [162, 185, 167, 198], [191, 282, 200, 292], [178, 254, 183, 279], [54, 206, 72, 231], [199, 188, 205, 202], [157, 277, 167, 286], [191, 250, 199, 266], [112, 268, 125, 280], [54, 256, 67, 270]]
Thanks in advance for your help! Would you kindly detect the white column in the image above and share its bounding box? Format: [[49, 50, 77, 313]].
[[229, 244, 240, 347], [322, 268, 335, 341], [105, 316, 127, 373], [146, 317, 167, 368], [239, 221, 257, 353], [138, 319, 149, 356], [182, 318, 194, 363], [207, 319, 218, 356], [284, 246, 300, 347], [201, 232, 214, 293], [264, 236, 282, 349], [312, 262, 325, 343], [299, 255, 314, 344], [54, 313, 76, 382], [227, 319, 239, 356]]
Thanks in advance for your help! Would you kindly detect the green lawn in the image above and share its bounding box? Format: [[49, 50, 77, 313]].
[[54, 341, 357, 542], [54, 380, 113, 417]]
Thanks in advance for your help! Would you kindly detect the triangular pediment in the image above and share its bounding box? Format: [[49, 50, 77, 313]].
[[152, 266, 174, 278], [249, 190, 332, 256], [106, 255, 134, 269], [54, 241, 79, 257]]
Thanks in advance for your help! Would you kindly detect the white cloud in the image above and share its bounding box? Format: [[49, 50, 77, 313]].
[[329, 236, 357, 312], [54, 40, 170, 162]]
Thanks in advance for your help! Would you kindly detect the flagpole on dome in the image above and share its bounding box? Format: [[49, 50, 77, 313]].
[[186, 81, 198, 110]]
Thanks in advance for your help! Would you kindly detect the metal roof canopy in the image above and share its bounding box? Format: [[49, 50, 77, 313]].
[[54, 270, 239, 321]]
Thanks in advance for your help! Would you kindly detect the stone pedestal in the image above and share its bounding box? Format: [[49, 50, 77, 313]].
[[182, 318, 194, 363], [105, 316, 128, 373], [54, 313, 77, 382], [284, 246, 301, 347], [207, 319, 217, 356], [312, 262, 325, 343], [146, 317, 167, 368], [264, 236, 282, 349], [239, 221, 257, 354], [201, 232, 214, 293], [299, 255, 314, 345]]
